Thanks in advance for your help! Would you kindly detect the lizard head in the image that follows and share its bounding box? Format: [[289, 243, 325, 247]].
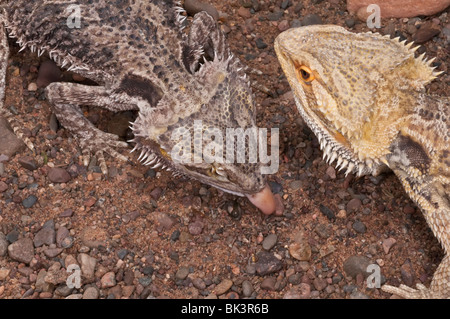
[[274, 25, 440, 176], [128, 18, 277, 215]]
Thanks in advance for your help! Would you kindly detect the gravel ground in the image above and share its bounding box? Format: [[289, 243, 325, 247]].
[[0, 0, 449, 299]]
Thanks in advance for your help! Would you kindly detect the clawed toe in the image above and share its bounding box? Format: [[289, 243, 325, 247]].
[[79, 134, 129, 175]]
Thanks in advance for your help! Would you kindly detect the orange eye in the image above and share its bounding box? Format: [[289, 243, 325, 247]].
[[296, 65, 315, 83]]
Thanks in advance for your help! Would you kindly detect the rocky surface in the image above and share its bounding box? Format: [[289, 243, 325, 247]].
[[347, 0, 450, 19], [0, 0, 448, 299]]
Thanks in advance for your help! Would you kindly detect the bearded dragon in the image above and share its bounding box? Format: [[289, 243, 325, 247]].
[[0, 0, 276, 215], [275, 25, 449, 298]]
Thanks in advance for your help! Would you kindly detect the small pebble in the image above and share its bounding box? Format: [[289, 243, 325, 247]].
[[192, 278, 206, 290], [27, 82, 37, 91], [262, 233, 277, 250], [0, 268, 10, 281], [22, 195, 38, 208], [79, 253, 97, 280], [33, 226, 55, 247], [255, 38, 268, 49], [237, 6, 252, 19], [175, 266, 190, 280], [242, 280, 253, 297], [347, 198, 362, 212], [289, 241, 311, 261], [255, 251, 283, 275], [352, 220, 367, 234], [0, 233, 7, 257], [343, 255, 371, 279], [188, 220, 204, 235], [313, 277, 328, 291], [60, 209, 74, 217], [214, 279, 233, 295], [18, 156, 38, 171], [382, 237, 397, 254], [0, 181, 7, 193], [260, 277, 277, 291], [301, 14, 322, 26], [82, 286, 99, 299], [101, 271, 116, 289], [47, 167, 71, 183], [7, 238, 35, 264]]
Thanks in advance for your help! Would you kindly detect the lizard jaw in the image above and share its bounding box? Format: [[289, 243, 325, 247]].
[[292, 95, 381, 177]]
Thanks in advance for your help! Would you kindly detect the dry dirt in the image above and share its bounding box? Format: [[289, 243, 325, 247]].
[[0, 0, 449, 299]]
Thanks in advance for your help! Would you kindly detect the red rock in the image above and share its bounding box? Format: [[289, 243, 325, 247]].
[[278, 20, 290, 32], [237, 7, 252, 19], [100, 271, 116, 289], [184, 0, 219, 21], [412, 23, 441, 43], [382, 237, 397, 254], [347, 0, 450, 19], [47, 167, 71, 183], [0, 181, 7, 193]]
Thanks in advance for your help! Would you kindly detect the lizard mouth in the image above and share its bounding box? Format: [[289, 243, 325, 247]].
[[129, 137, 277, 215]]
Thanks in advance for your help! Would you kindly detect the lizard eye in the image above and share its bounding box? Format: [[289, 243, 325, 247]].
[[297, 65, 315, 83]]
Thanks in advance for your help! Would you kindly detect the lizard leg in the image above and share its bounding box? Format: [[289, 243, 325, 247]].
[[382, 254, 450, 298], [0, 18, 34, 150], [185, 12, 273, 97], [45, 82, 138, 174], [383, 132, 450, 299], [185, 11, 231, 73]]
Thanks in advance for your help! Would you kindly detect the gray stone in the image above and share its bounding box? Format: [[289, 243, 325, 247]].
[[22, 195, 38, 208], [262, 234, 277, 251], [0, 232, 7, 257], [35, 269, 53, 292], [255, 251, 283, 275], [33, 227, 55, 247], [175, 266, 190, 280], [352, 220, 367, 234], [343, 255, 372, 279], [192, 278, 206, 290], [56, 226, 70, 246], [255, 38, 268, 49], [242, 280, 253, 297], [301, 14, 322, 26]]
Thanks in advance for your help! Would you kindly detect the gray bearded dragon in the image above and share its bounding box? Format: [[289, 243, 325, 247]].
[[275, 25, 449, 298], [0, 0, 276, 215]]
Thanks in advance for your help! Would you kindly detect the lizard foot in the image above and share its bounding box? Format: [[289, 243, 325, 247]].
[[1, 108, 35, 151], [382, 283, 445, 299], [75, 129, 129, 175]]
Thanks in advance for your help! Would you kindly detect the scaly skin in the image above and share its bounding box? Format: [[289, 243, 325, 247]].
[[275, 25, 449, 298], [0, 0, 276, 215]]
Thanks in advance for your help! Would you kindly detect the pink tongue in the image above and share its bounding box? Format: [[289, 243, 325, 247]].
[[245, 184, 276, 215]]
